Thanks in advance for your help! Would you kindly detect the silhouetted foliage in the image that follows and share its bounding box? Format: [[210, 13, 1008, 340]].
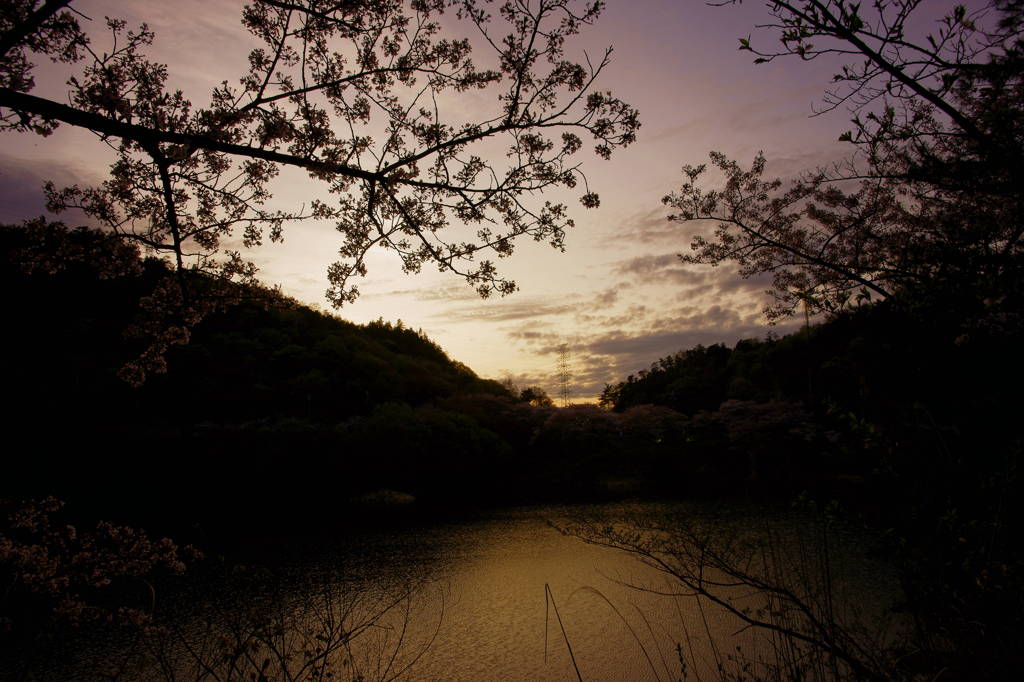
[[0, 496, 200, 662], [671, 1, 1024, 325], [599, 291, 1024, 678], [1, 221, 521, 531], [517, 385, 555, 407], [0, 0, 638, 379], [345, 401, 515, 501], [601, 343, 734, 415]]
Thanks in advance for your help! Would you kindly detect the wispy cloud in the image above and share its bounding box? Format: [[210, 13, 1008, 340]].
[[552, 306, 803, 400], [576, 304, 651, 329], [610, 252, 709, 285], [0, 155, 99, 225], [507, 328, 560, 343], [591, 287, 620, 308], [363, 282, 482, 303], [707, 268, 776, 296], [612, 253, 678, 275], [609, 250, 777, 300], [604, 206, 680, 244], [436, 297, 580, 323], [647, 107, 804, 147]]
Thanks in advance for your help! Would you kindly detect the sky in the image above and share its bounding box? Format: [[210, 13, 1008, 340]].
[[1, 0, 963, 400]]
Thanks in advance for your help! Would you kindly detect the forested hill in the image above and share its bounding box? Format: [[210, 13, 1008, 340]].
[[600, 296, 1024, 482], [599, 292, 1024, 545], [4, 221, 507, 415], [593, 293, 1024, 678], [3, 223, 512, 533]]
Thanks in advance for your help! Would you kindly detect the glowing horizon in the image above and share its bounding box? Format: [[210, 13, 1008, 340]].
[[0, 0, 922, 399]]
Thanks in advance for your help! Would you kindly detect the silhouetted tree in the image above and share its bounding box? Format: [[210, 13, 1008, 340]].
[[518, 385, 555, 407], [0, 0, 637, 380], [658, 6, 1024, 671], [603, 343, 733, 415], [1, 221, 533, 523], [667, 0, 1024, 321]]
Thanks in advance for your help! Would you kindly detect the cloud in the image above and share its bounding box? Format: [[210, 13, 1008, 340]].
[[604, 146, 852, 252], [591, 287, 619, 308], [648, 108, 803, 148], [363, 282, 482, 303], [610, 252, 708, 286], [604, 206, 680, 244], [763, 147, 852, 183], [436, 297, 580, 323], [483, 259, 793, 401], [670, 266, 777, 303], [648, 305, 759, 332], [554, 308, 803, 400], [613, 253, 677, 275], [0, 155, 99, 225], [477, 256, 791, 400], [708, 268, 776, 295], [507, 329, 559, 343], [586, 304, 650, 328]]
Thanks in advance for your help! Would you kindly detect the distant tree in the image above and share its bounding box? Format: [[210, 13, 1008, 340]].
[[0, 0, 637, 381], [596, 381, 619, 409], [667, 0, 1024, 320], [602, 343, 733, 414], [518, 385, 554, 407], [497, 376, 520, 397]]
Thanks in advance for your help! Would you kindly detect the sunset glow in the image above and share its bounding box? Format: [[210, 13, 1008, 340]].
[[0, 0, 871, 397]]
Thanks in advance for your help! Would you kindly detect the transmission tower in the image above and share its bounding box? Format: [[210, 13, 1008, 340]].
[[556, 343, 571, 407]]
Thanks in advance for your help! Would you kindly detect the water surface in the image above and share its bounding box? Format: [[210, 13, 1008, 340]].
[[63, 501, 900, 681]]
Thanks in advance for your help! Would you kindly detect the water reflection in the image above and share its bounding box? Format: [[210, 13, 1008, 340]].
[[311, 502, 900, 681], [87, 502, 901, 681]]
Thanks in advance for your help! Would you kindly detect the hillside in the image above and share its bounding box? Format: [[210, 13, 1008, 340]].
[[3, 223, 515, 536]]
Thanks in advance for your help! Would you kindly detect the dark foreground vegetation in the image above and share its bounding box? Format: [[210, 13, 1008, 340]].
[[3, 0, 1024, 678], [4, 219, 1023, 679], [4, 222, 927, 534], [598, 299, 1024, 679], [2, 222, 789, 534]]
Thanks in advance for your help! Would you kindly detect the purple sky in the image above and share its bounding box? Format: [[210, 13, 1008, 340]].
[[0, 0, 979, 400]]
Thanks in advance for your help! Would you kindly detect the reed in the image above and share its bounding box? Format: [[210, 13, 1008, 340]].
[[98, 572, 444, 682], [555, 510, 902, 681]]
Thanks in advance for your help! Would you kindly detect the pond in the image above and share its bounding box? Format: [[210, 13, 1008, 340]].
[[58, 501, 903, 681]]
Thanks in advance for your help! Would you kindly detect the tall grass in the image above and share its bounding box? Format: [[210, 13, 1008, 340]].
[[555, 509, 903, 681], [95, 572, 444, 682]]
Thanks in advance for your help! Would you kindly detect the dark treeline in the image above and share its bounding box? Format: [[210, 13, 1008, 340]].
[[600, 292, 1024, 677], [4, 223, 505, 535], [600, 294, 1024, 509], [2, 223, 691, 543], [9, 223, 1022, 535], [5, 221, 1024, 677]]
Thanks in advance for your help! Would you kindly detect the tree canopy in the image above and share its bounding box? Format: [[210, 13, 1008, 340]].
[[668, 0, 1023, 321], [0, 0, 637, 378]]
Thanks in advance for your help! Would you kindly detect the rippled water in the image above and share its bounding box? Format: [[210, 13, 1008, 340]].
[[301, 502, 898, 681], [59, 501, 902, 681]]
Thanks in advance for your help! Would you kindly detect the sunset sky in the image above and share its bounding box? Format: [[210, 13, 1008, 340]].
[[1, 0, 970, 400]]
